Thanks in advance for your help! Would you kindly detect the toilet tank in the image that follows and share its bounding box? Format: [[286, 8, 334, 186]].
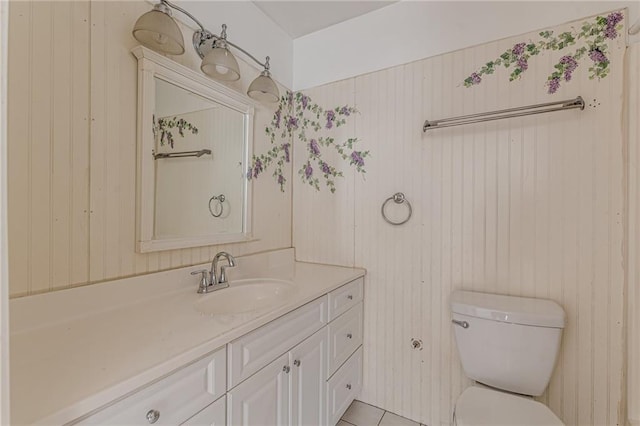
[[451, 291, 565, 396]]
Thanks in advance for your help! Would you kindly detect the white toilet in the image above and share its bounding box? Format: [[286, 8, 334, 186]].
[[451, 290, 566, 426]]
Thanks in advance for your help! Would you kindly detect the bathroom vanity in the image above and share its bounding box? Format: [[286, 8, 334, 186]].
[[9, 249, 365, 425]]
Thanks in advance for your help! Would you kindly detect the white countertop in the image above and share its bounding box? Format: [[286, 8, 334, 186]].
[[9, 249, 365, 425]]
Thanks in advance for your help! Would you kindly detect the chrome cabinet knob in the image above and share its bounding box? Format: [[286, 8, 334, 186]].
[[283, 365, 290, 373], [346, 333, 353, 339], [146, 409, 160, 424], [293, 359, 301, 367]]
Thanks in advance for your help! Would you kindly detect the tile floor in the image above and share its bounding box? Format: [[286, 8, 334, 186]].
[[339, 400, 427, 426]]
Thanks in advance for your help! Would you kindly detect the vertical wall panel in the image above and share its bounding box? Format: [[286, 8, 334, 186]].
[[69, 1, 91, 288], [50, 2, 72, 290], [294, 12, 627, 426], [628, 43, 640, 426], [29, 2, 53, 294], [88, 0, 106, 283], [8, 1, 33, 296]]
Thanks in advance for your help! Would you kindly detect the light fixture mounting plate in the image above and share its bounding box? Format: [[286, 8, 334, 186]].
[[192, 30, 217, 59]]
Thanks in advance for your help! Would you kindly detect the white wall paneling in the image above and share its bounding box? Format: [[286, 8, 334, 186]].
[[293, 13, 627, 426], [0, 0, 10, 422], [627, 43, 640, 426], [7, 1, 292, 297]]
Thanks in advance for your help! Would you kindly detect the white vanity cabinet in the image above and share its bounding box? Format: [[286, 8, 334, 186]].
[[228, 277, 364, 426], [71, 277, 364, 426], [227, 327, 329, 426]]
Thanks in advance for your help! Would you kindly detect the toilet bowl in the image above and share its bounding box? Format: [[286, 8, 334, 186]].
[[451, 290, 566, 426], [454, 386, 563, 426]]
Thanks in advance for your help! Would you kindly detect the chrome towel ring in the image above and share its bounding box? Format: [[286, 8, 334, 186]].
[[209, 194, 225, 218], [381, 192, 412, 225]]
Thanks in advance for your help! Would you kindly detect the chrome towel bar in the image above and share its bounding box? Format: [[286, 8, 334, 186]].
[[153, 149, 212, 160], [423, 96, 585, 132]]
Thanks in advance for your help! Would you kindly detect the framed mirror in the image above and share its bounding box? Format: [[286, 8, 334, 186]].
[[132, 46, 254, 252]]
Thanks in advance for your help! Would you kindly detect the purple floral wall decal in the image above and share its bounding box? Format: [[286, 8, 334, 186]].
[[153, 115, 199, 148], [463, 11, 624, 94], [248, 91, 369, 193]]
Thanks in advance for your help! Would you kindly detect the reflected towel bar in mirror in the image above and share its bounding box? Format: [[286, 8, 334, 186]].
[[153, 149, 212, 160]]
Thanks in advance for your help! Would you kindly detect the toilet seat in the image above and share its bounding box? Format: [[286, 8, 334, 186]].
[[454, 387, 564, 426]]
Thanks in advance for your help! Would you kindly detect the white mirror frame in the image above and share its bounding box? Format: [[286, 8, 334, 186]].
[[132, 46, 254, 253]]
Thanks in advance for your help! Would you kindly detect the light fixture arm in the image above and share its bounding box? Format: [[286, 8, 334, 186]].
[[157, 0, 270, 71], [161, 0, 206, 31], [222, 36, 270, 71], [193, 28, 269, 71]]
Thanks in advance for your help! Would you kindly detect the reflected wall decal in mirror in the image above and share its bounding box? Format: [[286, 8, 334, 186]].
[[132, 46, 254, 252]]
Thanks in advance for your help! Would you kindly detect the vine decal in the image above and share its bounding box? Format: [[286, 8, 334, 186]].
[[153, 115, 199, 148], [248, 91, 369, 193], [463, 11, 624, 94]]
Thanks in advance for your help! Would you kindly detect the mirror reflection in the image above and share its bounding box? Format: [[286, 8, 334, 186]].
[[153, 78, 247, 240]]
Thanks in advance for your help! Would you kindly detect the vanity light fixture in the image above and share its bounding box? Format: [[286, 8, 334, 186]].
[[132, 1, 185, 55], [132, 0, 279, 102]]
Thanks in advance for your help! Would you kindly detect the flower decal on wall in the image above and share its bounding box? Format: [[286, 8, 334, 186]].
[[463, 11, 624, 94], [248, 91, 369, 193], [153, 115, 199, 148]]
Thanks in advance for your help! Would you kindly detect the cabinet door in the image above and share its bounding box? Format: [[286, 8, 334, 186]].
[[182, 396, 225, 426], [228, 353, 290, 426], [291, 328, 328, 426]]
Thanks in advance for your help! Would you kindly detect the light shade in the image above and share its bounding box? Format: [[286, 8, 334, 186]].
[[248, 72, 279, 103], [132, 7, 185, 55], [201, 46, 241, 81]]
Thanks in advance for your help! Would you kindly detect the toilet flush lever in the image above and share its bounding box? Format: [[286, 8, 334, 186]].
[[452, 319, 469, 329]]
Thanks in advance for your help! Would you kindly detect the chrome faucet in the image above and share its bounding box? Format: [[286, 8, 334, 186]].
[[190, 251, 236, 294], [212, 251, 236, 286]]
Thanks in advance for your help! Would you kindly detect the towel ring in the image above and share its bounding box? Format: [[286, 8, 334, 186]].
[[381, 192, 412, 225], [208, 194, 225, 218]]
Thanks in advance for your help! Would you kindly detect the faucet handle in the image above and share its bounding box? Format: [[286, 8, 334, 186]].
[[191, 269, 210, 293]]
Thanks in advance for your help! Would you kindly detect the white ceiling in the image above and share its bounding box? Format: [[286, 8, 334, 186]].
[[253, 1, 397, 38]]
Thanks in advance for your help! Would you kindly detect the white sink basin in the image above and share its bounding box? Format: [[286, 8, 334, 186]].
[[193, 278, 298, 315]]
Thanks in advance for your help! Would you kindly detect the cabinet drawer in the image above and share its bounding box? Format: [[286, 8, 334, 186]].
[[181, 395, 225, 425], [327, 346, 363, 426], [328, 302, 363, 376], [328, 278, 363, 321], [76, 346, 226, 425], [228, 296, 328, 389]]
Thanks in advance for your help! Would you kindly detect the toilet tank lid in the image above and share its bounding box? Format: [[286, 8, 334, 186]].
[[451, 291, 565, 328]]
